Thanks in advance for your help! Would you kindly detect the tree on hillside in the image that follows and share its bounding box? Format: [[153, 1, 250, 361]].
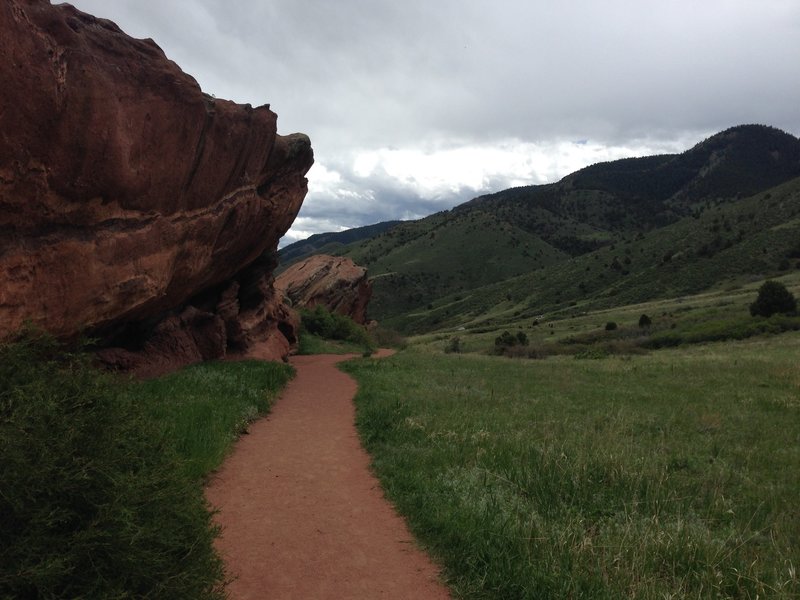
[[638, 314, 652, 328], [749, 280, 797, 317], [444, 336, 461, 354], [494, 330, 529, 350]]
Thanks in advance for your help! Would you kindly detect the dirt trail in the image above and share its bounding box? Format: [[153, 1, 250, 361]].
[[205, 351, 450, 600]]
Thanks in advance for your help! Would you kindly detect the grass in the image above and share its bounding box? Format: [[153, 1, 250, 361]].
[[646, 314, 800, 348], [344, 334, 800, 598], [412, 272, 800, 358], [297, 332, 369, 355], [297, 305, 375, 355], [1, 332, 293, 598], [125, 359, 294, 480], [296, 324, 407, 356]]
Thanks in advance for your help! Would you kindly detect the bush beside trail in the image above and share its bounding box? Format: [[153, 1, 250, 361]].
[[298, 305, 375, 354], [1, 332, 293, 599], [0, 333, 225, 599]]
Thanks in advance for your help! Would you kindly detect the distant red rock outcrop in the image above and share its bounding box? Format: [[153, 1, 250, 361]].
[[0, 0, 312, 372], [276, 255, 372, 325]]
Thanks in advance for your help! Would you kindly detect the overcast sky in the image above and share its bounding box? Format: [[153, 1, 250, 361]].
[[63, 0, 800, 246]]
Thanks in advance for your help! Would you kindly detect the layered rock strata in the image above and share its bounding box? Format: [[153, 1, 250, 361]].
[[276, 255, 372, 325], [0, 0, 312, 372]]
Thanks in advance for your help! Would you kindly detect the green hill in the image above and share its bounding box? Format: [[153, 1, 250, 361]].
[[400, 176, 800, 333], [278, 220, 402, 271], [293, 125, 800, 332]]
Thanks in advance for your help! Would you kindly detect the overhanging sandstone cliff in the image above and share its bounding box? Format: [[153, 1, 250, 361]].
[[0, 0, 313, 371]]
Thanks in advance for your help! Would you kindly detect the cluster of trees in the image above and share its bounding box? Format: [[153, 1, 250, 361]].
[[494, 330, 529, 349]]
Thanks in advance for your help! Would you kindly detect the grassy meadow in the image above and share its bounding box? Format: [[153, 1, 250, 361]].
[[344, 333, 800, 598], [3, 280, 796, 597]]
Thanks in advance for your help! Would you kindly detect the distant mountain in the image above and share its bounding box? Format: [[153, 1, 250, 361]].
[[459, 124, 800, 252], [289, 125, 800, 332], [278, 220, 402, 271]]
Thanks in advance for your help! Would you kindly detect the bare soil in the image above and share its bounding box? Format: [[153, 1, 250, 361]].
[[205, 351, 450, 599]]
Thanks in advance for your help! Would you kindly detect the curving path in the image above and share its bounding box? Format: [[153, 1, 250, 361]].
[[205, 351, 450, 600]]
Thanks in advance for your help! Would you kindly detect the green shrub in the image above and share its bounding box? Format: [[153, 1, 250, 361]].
[[0, 333, 224, 599], [574, 347, 609, 359], [369, 325, 407, 349], [494, 330, 517, 348], [749, 280, 797, 317], [494, 330, 529, 350], [638, 314, 652, 328], [605, 321, 618, 331], [444, 336, 462, 354], [300, 305, 374, 350], [296, 332, 356, 355], [300, 304, 337, 337]]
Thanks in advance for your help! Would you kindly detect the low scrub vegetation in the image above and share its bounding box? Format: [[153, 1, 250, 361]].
[[369, 324, 408, 349], [345, 337, 800, 598], [493, 330, 529, 355], [647, 313, 800, 348], [474, 313, 800, 361], [0, 331, 292, 598], [408, 276, 800, 364], [297, 305, 375, 354]]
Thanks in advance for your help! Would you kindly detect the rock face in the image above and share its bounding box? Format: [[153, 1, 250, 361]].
[[276, 255, 372, 325], [0, 0, 312, 371]]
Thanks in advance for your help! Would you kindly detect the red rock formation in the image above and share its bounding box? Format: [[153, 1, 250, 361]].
[[276, 255, 372, 325], [0, 0, 312, 370]]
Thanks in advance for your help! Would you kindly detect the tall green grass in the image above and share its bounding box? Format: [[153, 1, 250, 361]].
[[296, 333, 368, 355], [345, 335, 800, 598], [128, 359, 294, 480], [1, 333, 292, 598]]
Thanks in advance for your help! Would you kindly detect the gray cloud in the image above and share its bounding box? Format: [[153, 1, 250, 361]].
[[64, 0, 800, 242]]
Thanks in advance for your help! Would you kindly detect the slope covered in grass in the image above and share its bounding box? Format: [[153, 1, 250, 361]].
[[391, 176, 800, 333], [342, 209, 567, 320]]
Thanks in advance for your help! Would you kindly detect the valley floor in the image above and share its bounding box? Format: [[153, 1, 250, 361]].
[[345, 333, 800, 599]]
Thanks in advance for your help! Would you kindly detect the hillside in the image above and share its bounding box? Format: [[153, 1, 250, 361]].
[[296, 125, 800, 332], [400, 175, 800, 333], [278, 220, 402, 271]]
